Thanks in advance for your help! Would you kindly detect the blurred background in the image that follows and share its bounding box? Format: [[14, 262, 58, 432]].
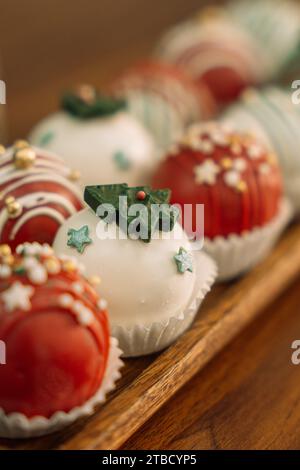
[[0, 0, 215, 141]]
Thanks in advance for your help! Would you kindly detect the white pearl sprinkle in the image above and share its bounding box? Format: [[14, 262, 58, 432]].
[[27, 264, 48, 285], [259, 163, 271, 175], [98, 299, 108, 310], [248, 144, 262, 159], [0, 264, 11, 279], [234, 158, 247, 172], [72, 282, 84, 295], [77, 308, 94, 326], [58, 293, 74, 308], [224, 170, 241, 187]]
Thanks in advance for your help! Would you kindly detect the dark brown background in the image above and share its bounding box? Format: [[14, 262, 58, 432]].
[[0, 0, 216, 141]]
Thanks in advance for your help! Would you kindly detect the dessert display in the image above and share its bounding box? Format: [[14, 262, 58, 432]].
[[154, 7, 263, 104], [29, 85, 157, 187], [53, 183, 217, 357], [0, 141, 83, 250], [222, 87, 300, 215], [3, 1, 300, 445], [111, 60, 216, 151], [0, 242, 123, 438], [152, 122, 292, 281]]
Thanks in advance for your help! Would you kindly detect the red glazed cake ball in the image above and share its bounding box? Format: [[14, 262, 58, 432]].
[[0, 141, 83, 250], [0, 242, 110, 422], [153, 122, 283, 239]]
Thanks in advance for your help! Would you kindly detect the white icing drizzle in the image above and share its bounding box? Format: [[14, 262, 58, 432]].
[[8, 208, 66, 241]]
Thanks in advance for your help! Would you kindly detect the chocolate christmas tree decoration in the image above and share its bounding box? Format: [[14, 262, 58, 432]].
[[84, 183, 178, 243], [61, 86, 126, 119]]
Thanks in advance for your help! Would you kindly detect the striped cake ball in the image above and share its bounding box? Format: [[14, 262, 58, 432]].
[[110, 61, 216, 151], [154, 7, 265, 104], [221, 87, 300, 214], [0, 141, 83, 249], [228, 0, 300, 79]]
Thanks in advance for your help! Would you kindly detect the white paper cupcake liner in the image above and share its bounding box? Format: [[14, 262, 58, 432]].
[[0, 337, 123, 439], [112, 252, 217, 357], [204, 198, 292, 282], [285, 175, 300, 217]]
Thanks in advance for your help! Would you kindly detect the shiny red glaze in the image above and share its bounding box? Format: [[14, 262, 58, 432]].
[[152, 127, 282, 239], [0, 257, 110, 418]]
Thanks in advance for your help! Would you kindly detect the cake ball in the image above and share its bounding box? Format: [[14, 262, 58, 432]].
[[152, 122, 291, 281], [0, 141, 83, 250], [29, 85, 157, 187], [154, 7, 264, 104], [110, 61, 216, 151], [222, 87, 300, 215], [53, 183, 217, 357], [0, 242, 122, 438], [228, 0, 300, 80]]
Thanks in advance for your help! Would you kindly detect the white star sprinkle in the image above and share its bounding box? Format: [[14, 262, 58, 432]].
[[194, 159, 220, 185], [2, 281, 34, 312]]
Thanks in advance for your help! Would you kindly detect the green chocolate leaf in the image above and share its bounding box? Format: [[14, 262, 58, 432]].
[[61, 89, 126, 119], [84, 183, 178, 243]]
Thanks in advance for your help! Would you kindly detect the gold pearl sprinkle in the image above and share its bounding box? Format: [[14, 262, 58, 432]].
[[14, 147, 36, 169], [0, 144, 5, 155], [62, 260, 77, 273], [0, 244, 11, 257], [88, 275, 101, 287], [14, 139, 29, 150], [221, 158, 233, 170], [76, 84, 96, 104], [68, 169, 81, 182], [5, 196, 23, 219], [237, 181, 247, 193], [267, 153, 277, 165], [3, 254, 14, 266], [44, 257, 61, 275]]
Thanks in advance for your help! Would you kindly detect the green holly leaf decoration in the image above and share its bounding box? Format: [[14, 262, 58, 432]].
[[84, 184, 178, 243], [61, 86, 126, 119]]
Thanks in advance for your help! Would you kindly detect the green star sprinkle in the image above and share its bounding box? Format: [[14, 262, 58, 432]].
[[67, 225, 92, 254], [113, 151, 131, 170], [38, 131, 54, 147], [174, 247, 193, 274]]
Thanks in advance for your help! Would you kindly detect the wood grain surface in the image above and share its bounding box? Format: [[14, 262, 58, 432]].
[[1, 223, 300, 450], [122, 276, 300, 450]]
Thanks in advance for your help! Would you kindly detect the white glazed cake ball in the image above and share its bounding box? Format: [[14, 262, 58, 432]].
[[53, 183, 217, 356], [29, 86, 157, 187], [54, 207, 195, 327]]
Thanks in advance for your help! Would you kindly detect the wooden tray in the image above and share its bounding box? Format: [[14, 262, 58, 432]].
[[1, 222, 300, 451]]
